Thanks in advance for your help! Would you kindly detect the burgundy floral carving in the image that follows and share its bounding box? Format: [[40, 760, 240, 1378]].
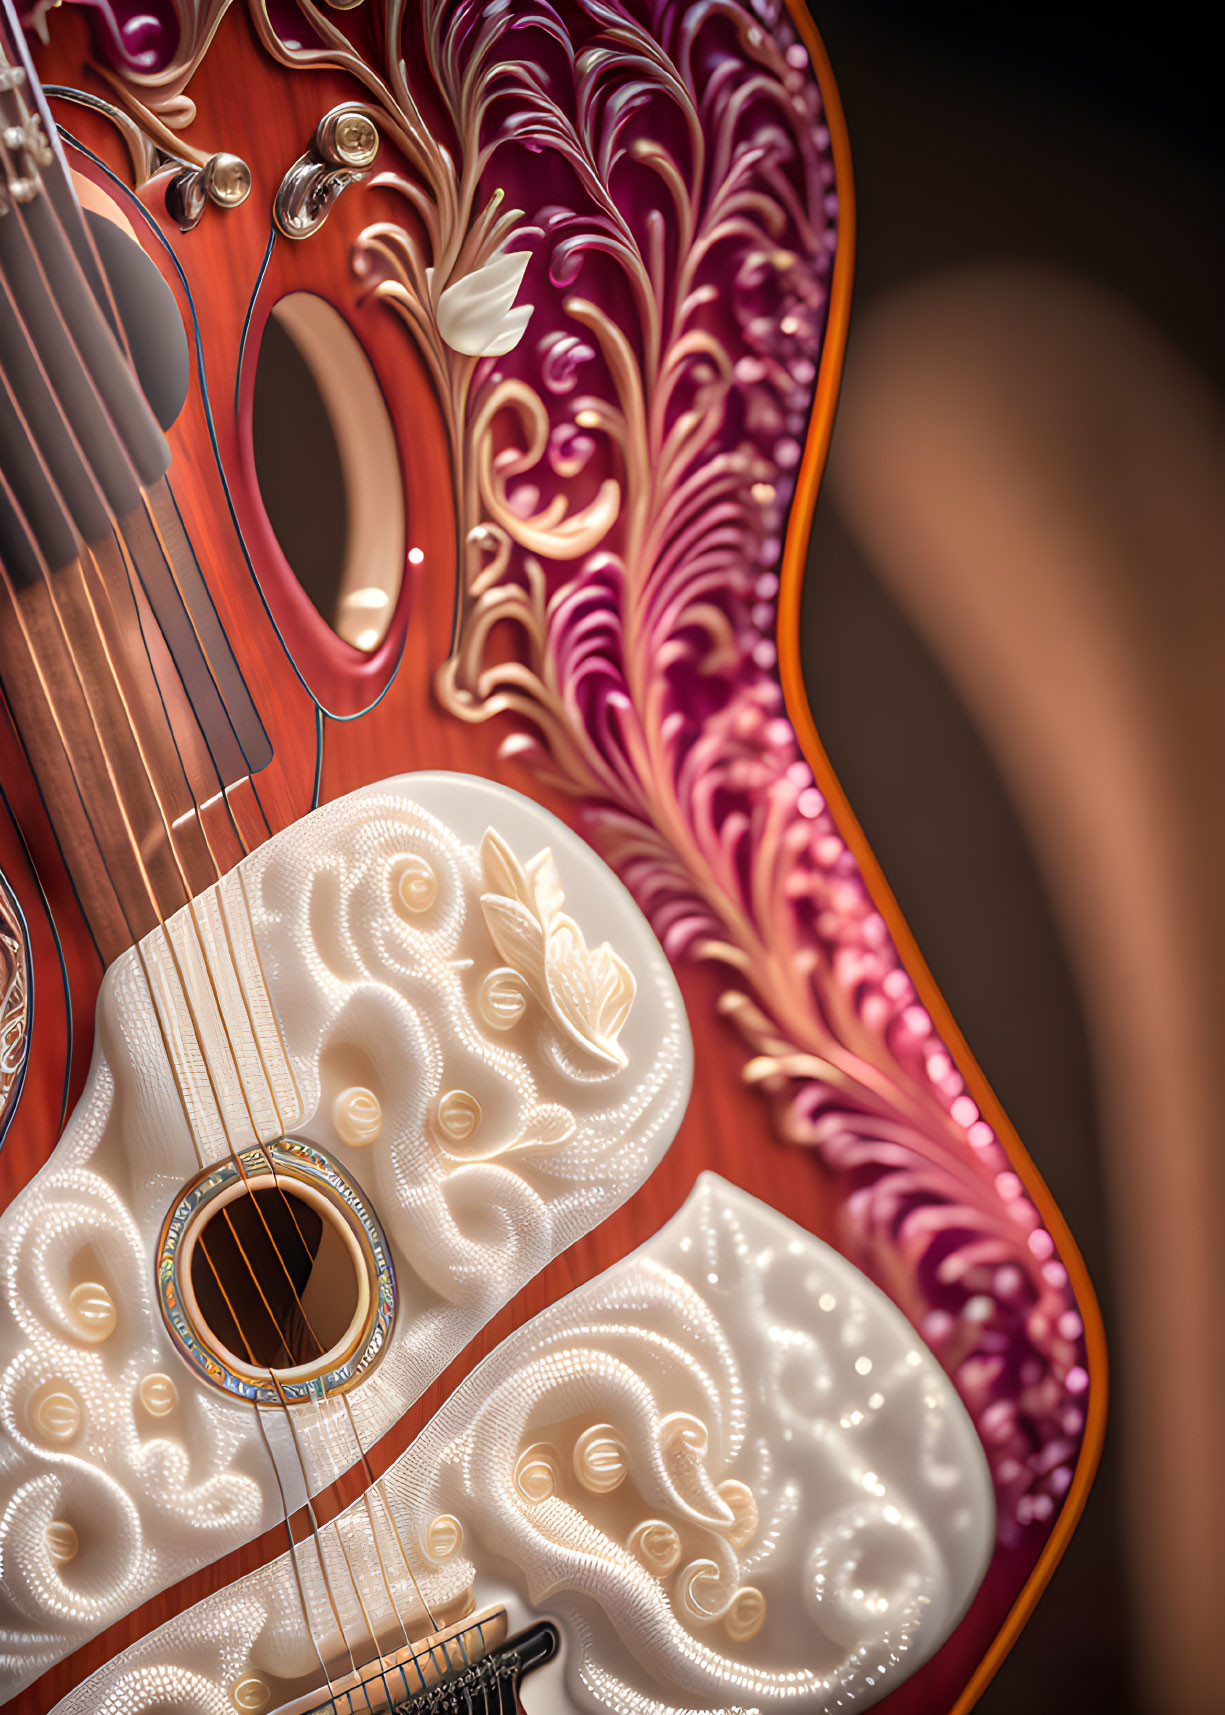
[[66, 0, 1090, 1543]]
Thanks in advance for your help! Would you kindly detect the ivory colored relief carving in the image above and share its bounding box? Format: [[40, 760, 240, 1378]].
[[48, 1177, 993, 1715], [65, 0, 1092, 1539], [0, 773, 690, 1699]]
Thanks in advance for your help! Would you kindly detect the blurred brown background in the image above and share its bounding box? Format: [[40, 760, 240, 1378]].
[[800, 7, 1225, 1713]]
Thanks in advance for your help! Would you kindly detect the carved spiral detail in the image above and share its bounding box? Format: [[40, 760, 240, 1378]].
[[231, 1677, 270, 1711], [67, 1282, 117, 1343], [45, 1520, 79, 1566], [395, 854, 438, 915], [515, 1442, 563, 1503], [725, 1585, 767, 1644], [436, 1089, 481, 1143], [573, 1424, 627, 1494], [332, 1086, 383, 1147], [0, 872, 28, 1135], [29, 1382, 83, 1444], [628, 1519, 682, 1577], [478, 966, 528, 1031], [0, 785, 688, 1703], [426, 1513, 463, 1562], [717, 1479, 758, 1549], [675, 1558, 731, 1624], [138, 1373, 177, 1417], [658, 1411, 709, 1468]]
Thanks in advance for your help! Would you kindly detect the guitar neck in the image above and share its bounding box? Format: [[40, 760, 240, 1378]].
[[0, 8, 270, 962]]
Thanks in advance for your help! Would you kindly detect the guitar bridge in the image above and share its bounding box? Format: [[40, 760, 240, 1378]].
[[387, 1619, 558, 1712], [286, 1608, 560, 1715]]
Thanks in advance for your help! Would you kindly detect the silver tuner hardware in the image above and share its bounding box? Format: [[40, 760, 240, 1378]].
[[164, 150, 251, 233], [0, 49, 52, 215], [273, 104, 379, 240]]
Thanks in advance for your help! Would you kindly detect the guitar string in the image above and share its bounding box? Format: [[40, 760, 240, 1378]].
[[18, 139, 461, 1693], [0, 150, 395, 1711], [0, 337, 389, 1715], [0, 0, 139, 380], [0, 51, 355, 1398], [0, 263, 376, 1715], [0, 79, 470, 1706], [4, 35, 492, 1702], [3, 86, 458, 1668]]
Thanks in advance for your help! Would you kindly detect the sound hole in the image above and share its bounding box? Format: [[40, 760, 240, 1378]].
[[252, 292, 406, 652], [189, 1185, 363, 1371]]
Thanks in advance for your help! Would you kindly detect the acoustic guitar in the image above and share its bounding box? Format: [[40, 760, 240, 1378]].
[[0, 1, 1104, 1711]]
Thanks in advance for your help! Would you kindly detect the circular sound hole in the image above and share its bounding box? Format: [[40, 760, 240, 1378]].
[[189, 1185, 364, 1373]]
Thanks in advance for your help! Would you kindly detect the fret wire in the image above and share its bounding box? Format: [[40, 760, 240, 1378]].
[[0, 0, 137, 367], [0, 92, 362, 1698], [1, 13, 448, 1681], [0, 260, 196, 923]]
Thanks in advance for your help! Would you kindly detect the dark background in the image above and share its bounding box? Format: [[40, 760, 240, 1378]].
[[799, 6, 1224, 1712]]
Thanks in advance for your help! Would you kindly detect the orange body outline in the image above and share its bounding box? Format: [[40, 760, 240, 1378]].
[[777, 7, 1108, 1708]]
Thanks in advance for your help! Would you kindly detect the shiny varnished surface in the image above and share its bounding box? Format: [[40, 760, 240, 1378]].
[[0, 4, 1104, 1711]]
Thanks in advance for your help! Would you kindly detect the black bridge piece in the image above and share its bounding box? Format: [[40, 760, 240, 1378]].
[[388, 1621, 559, 1713]]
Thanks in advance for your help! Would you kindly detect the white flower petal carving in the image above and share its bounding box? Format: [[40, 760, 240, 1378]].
[[433, 249, 533, 357], [480, 830, 636, 1067]]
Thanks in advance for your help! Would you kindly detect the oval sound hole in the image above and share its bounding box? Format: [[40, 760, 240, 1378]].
[[190, 1187, 362, 1371], [252, 293, 406, 652]]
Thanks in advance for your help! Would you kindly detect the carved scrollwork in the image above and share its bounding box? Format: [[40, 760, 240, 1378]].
[[45, 1177, 996, 1715], [54, 0, 1092, 1566], [0, 773, 690, 1701], [273, 104, 379, 240], [0, 870, 29, 1143]]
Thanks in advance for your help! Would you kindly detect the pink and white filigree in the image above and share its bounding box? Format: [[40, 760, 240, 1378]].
[[354, 0, 1089, 1544], [62, 0, 1093, 1548]]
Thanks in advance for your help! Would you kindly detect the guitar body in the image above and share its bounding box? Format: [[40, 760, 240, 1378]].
[[0, 3, 1104, 1712]]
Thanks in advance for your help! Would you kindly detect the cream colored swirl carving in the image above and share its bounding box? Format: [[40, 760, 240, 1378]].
[[42, 1178, 993, 1715], [0, 774, 690, 1706]]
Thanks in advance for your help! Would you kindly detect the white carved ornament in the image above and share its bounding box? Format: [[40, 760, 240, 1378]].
[[49, 1177, 994, 1715], [0, 773, 691, 1702]]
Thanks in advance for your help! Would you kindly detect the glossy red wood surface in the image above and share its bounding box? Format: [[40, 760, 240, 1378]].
[[0, 7, 1104, 1712]]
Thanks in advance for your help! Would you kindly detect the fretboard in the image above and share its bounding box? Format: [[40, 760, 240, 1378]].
[[0, 3, 270, 963]]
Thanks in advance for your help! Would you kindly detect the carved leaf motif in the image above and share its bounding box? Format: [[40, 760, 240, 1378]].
[[525, 848, 566, 923], [544, 918, 634, 1069], [479, 830, 635, 1067], [431, 249, 533, 357], [479, 893, 549, 993], [481, 828, 537, 912]]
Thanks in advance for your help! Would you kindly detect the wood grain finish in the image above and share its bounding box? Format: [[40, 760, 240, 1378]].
[[0, 6, 1104, 1713]]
